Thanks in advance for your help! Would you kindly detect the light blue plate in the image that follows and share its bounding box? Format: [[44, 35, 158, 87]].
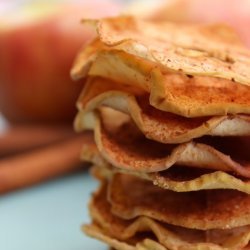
[[0, 171, 106, 250]]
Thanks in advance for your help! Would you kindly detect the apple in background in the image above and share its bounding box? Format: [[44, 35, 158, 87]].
[[0, 1, 120, 124]]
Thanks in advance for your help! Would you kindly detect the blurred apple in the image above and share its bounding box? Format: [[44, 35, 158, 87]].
[[0, 1, 120, 123]]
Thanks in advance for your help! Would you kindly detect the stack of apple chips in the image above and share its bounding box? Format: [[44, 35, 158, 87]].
[[71, 17, 250, 250]]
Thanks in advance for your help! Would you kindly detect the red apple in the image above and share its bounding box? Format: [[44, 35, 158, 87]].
[[0, 1, 120, 123]]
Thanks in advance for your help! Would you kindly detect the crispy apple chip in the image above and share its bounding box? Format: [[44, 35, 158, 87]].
[[76, 77, 250, 143], [76, 107, 250, 178], [84, 224, 169, 250], [90, 162, 250, 194], [71, 16, 250, 117], [79, 131, 250, 195], [84, 224, 139, 250], [86, 50, 250, 117], [85, 178, 250, 249], [71, 38, 106, 80], [85, 181, 168, 250], [108, 173, 250, 230], [81, 138, 250, 194], [71, 17, 250, 84], [88, 16, 250, 86]]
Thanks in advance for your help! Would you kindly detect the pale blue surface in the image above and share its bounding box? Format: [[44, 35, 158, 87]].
[[0, 172, 106, 250]]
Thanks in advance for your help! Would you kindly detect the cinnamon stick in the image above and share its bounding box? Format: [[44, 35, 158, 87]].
[[0, 132, 92, 194], [0, 125, 75, 156]]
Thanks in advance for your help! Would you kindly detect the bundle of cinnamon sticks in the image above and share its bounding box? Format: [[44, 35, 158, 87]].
[[0, 124, 91, 194]]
